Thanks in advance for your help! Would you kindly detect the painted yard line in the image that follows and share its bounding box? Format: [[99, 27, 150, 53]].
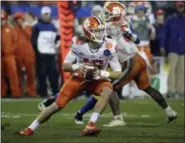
[[1, 98, 184, 103], [1, 98, 43, 102], [1, 112, 161, 126], [1, 112, 151, 119]]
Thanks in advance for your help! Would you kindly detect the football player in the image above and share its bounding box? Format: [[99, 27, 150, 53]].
[[74, 2, 178, 127], [18, 16, 122, 136], [38, 2, 177, 127]]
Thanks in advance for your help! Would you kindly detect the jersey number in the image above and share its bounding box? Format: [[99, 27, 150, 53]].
[[83, 58, 103, 68]]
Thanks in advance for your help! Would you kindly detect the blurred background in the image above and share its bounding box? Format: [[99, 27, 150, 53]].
[[1, 1, 184, 99]]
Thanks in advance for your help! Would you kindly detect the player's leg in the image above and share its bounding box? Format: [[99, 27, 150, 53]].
[[103, 91, 126, 127], [136, 68, 178, 123], [5, 55, 21, 97], [24, 58, 36, 96], [82, 81, 113, 135], [103, 59, 134, 127], [19, 76, 82, 136], [47, 55, 59, 96], [74, 96, 97, 124], [1, 59, 7, 97]]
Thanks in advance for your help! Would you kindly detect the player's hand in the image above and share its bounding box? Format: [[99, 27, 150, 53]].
[[92, 67, 101, 80], [122, 30, 132, 39], [79, 63, 87, 75], [92, 68, 111, 81]]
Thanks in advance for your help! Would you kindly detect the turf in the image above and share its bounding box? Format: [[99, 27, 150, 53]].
[[1, 98, 184, 143]]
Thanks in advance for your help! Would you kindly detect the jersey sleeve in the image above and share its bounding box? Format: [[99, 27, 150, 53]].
[[107, 40, 121, 71], [71, 36, 85, 55], [109, 52, 121, 71], [63, 50, 77, 64]]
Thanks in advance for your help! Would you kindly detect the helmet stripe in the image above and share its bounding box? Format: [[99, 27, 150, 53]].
[[93, 16, 103, 25]]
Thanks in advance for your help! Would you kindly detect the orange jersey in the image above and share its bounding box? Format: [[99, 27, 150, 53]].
[[14, 24, 35, 63], [1, 24, 18, 56]]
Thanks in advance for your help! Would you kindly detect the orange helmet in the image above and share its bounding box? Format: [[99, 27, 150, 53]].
[[103, 2, 126, 23], [82, 16, 105, 43]]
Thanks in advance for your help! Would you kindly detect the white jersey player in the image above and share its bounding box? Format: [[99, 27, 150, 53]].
[[73, 2, 177, 127], [38, 2, 177, 129], [19, 16, 122, 136], [103, 2, 177, 127]]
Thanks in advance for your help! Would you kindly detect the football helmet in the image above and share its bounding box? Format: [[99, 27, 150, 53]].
[[82, 16, 105, 43], [103, 2, 126, 23]]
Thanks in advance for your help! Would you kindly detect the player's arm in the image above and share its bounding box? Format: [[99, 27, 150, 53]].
[[121, 23, 140, 44], [62, 50, 80, 72], [107, 53, 122, 79]]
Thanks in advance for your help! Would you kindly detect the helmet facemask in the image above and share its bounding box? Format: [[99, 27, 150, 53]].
[[89, 27, 105, 43]]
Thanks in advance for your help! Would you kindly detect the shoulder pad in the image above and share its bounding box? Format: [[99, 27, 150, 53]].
[[104, 38, 118, 54], [71, 36, 86, 50], [105, 38, 117, 48], [72, 36, 85, 45]]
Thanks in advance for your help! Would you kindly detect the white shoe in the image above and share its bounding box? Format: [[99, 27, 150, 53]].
[[166, 110, 178, 123], [38, 100, 47, 111], [75, 119, 84, 125], [103, 120, 126, 127]]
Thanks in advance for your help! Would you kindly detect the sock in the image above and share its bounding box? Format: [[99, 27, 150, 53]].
[[89, 112, 100, 123], [80, 96, 97, 115], [143, 86, 168, 109], [28, 120, 40, 131], [113, 114, 123, 120]]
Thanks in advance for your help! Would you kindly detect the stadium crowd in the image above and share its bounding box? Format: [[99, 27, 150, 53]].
[[1, 1, 184, 98]]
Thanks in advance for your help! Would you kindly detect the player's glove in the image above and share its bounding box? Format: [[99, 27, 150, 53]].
[[93, 68, 111, 81], [122, 30, 132, 40]]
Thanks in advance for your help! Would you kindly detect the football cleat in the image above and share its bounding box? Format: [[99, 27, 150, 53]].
[[166, 110, 178, 123], [38, 97, 56, 111], [19, 128, 33, 136], [103, 119, 126, 127], [82, 122, 101, 136], [74, 111, 84, 125]]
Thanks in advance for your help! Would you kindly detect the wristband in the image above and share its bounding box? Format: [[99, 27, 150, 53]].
[[100, 70, 110, 78], [72, 64, 80, 71]]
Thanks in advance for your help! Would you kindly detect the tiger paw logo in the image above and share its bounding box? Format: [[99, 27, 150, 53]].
[[106, 42, 113, 49], [112, 7, 121, 15], [84, 19, 90, 28]]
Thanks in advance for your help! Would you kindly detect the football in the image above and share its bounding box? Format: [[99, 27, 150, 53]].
[[83, 65, 96, 80]]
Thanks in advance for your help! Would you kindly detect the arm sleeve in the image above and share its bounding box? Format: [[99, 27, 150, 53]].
[[109, 53, 122, 71], [31, 25, 39, 53], [63, 50, 78, 64]]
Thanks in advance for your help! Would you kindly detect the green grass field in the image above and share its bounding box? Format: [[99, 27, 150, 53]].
[[1, 98, 184, 143]]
